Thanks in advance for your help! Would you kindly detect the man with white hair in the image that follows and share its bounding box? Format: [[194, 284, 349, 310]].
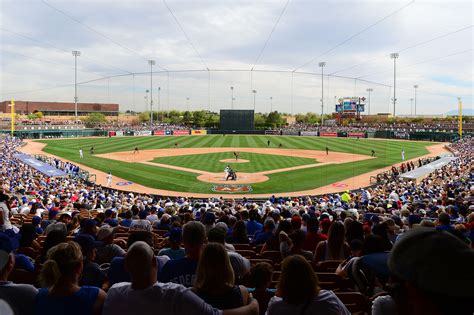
[[103, 241, 258, 315]]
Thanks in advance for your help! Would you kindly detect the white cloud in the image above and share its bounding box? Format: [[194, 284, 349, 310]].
[[0, 0, 472, 114]]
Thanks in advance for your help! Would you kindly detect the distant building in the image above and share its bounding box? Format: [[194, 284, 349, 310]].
[[0, 100, 119, 117]]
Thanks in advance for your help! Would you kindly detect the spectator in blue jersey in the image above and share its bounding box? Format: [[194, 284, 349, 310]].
[[35, 241, 107, 315], [160, 221, 206, 287], [103, 209, 118, 227], [74, 234, 106, 288], [253, 218, 275, 246], [119, 210, 133, 228], [436, 212, 455, 233], [227, 221, 249, 244], [246, 209, 263, 236], [158, 227, 185, 260], [32, 216, 44, 235]]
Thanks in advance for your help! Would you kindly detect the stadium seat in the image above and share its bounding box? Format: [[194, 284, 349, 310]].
[[233, 244, 253, 251], [17, 247, 39, 260], [260, 250, 282, 263], [314, 260, 343, 272], [335, 292, 370, 314], [235, 249, 258, 259]]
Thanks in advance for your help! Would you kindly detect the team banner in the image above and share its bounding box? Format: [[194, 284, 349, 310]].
[[115, 131, 124, 137], [14, 154, 67, 177], [153, 130, 171, 136], [191, 130, 207, 135], [319, 132, 337, 137], [172, 130, 190, 136], [108, 131, 116, 137], [133, 130, 152, 136], [348, 132, 366, 138], [300, 131, 319, 136]]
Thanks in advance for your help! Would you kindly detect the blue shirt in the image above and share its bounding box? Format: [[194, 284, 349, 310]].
[[253, 231, 273, 245], [158, 248, 186, 260], [159, 257, 198, 287], [246, 220, 263, 236], [104, 218, 118, 227], [120, 219, 132, 227], [35, 286, 99, 315], [15, 254, 35, 272]]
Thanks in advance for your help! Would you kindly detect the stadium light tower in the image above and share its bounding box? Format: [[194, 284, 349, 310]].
[[252, 90, 257, 111], [157, 87, 161, 122], [366, 88, 373, 115], [145, 90, 149, 112], [230, 86, 234, 109], [410, 98, 414, 116], [318, 62, 326, 125], [72, 50, 81, 122], [390, 53, 399, 117], [270, 96, 273, 113], [413, 84, 419, 116], [148, 60, 156, 126]]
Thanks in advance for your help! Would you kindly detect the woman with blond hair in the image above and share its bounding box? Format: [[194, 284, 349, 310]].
[[35, 241, 106, 315], [193, 242, 249, 310], [267, 255, 349, 315]]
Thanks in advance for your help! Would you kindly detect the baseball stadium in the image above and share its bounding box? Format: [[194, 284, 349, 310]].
[[0, 1, 473, 315]]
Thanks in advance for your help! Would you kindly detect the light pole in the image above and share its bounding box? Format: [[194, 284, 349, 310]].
[[148, 60, 155, 126], [72, 50, 81, 122], [410, 98, 414, 116], [186, 97, 190, 111], [366, 88, 373, 115], [318, 62, 326, 125], [145, 90, 149, 113], [230, 86, 234, 109], [270, 96, 273, 113], [157, 87, 161, 122], [390, 53, 399, 117], [252, 90, 257, 111], [413, 84, 418, 116]]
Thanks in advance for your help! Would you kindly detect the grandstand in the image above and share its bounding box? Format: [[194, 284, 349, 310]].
[[1, 1, 473, 315]]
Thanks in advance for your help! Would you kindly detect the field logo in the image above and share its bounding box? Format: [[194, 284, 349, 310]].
[[332, 182, 348, 188], [212, 184, 252, 193], [116, 181, 134, 186]]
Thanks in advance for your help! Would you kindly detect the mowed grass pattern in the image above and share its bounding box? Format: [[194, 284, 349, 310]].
[[152, 152, 317, 173], [38, 135, 434, 194]]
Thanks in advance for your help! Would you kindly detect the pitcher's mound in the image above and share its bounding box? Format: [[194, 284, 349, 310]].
[[219, 159, 250, 163], [197, 172, 268, 184]]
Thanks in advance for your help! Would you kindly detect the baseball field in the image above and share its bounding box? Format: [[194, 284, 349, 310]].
[[27, 135, 445, 196]]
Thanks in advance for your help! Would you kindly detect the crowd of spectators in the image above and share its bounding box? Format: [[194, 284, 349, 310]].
[[0, 134, 472, 314]]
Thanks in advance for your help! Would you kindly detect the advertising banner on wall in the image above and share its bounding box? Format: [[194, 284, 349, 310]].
[[319, 132, 337, 137], [133, 130, 152, 136], [348, 132, 366, 138], [282, 130, 300, 136], [108, 131, 116, 137], [153, 130, 171, 136], [191, 130, 207, 135], [300, 131, 319, 136], [115, 131, 124, 137], [264, 130, 281, 135], [172, 130, 190, 136]]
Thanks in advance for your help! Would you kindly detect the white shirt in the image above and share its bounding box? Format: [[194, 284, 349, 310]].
[[0, 202, 12, 231], [130, 219, 152, 232], [266, 290, 350, 315], [103, 281, 222, 315]]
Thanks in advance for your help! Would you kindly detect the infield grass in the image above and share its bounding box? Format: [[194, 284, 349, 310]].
[[37, 135, 435, 194]]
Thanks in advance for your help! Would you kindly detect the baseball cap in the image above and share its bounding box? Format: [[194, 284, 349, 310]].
[[168, 227, 183, 243], [97, 226, 114, 241], [0, 234, 14, 270], [388, 228, 474, 299], [74, 234, 98, 253]]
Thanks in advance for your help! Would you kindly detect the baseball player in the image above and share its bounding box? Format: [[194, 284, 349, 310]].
[[79, 149, 83, 159], [401, 149, 405, 161], [106, 172, 113, 187], [224, 165, 230, 180]]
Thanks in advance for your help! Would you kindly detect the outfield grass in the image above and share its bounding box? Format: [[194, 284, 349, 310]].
[[152, 151, 317, 173], [38, 135, 435, 194]]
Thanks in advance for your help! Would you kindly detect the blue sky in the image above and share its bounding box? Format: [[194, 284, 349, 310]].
[[0, 0, 472, 115]]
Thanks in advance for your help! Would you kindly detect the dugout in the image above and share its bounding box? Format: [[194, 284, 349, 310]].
[[1, 128, 107, 139]]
